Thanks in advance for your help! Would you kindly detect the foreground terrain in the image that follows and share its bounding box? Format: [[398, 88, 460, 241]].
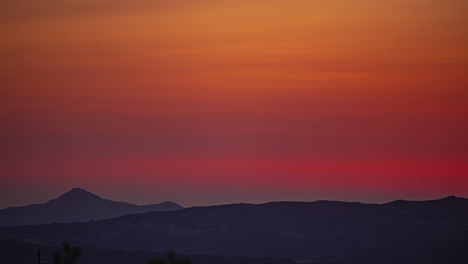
[[1, 196, 468, 263]]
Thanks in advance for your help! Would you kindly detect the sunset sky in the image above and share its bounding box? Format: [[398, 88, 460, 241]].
[[1, 0, 467, 208]]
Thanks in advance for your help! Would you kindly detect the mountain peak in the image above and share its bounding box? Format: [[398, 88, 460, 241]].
[[0, 188, 183, 226], [51, 188, 102, 203], [64, 187, 94, 195], [68, 187, 89, 194]]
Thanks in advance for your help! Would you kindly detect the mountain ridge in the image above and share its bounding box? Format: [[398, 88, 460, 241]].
[[0, 188, 183, 226], [1, 196, 467, 263]]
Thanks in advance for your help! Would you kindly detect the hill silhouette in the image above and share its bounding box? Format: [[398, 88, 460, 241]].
[[1, 196, 467, 263], [0, 188, 183, 226]]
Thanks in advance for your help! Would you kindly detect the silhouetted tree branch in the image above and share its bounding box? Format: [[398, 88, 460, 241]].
[[147, 250, 191, 264], [54, 242, 81, 264]]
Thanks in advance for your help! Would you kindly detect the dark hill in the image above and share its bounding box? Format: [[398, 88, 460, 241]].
[[0, 188, 183, 226], [1, 197, 467, 263]]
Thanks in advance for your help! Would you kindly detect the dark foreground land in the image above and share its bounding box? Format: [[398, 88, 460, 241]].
[[1, 196, 468, 263], [0, 240, 293, 264]]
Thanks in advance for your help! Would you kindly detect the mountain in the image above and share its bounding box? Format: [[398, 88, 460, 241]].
[[1, 196, 467, 264], [0, 188, 183, 226]]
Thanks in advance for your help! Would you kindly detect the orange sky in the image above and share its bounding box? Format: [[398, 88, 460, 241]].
[[1, 0, 467, 207]]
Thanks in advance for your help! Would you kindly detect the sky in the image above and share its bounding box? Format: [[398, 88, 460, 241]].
[[1, 0, 467, 208]]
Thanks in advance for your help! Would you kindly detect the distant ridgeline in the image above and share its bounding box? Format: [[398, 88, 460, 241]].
[[0, 188, 183, 226], [0, 196, 467, 264]]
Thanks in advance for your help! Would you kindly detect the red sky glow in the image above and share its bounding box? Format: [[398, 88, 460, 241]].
[[1, 0, 467, 208]]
